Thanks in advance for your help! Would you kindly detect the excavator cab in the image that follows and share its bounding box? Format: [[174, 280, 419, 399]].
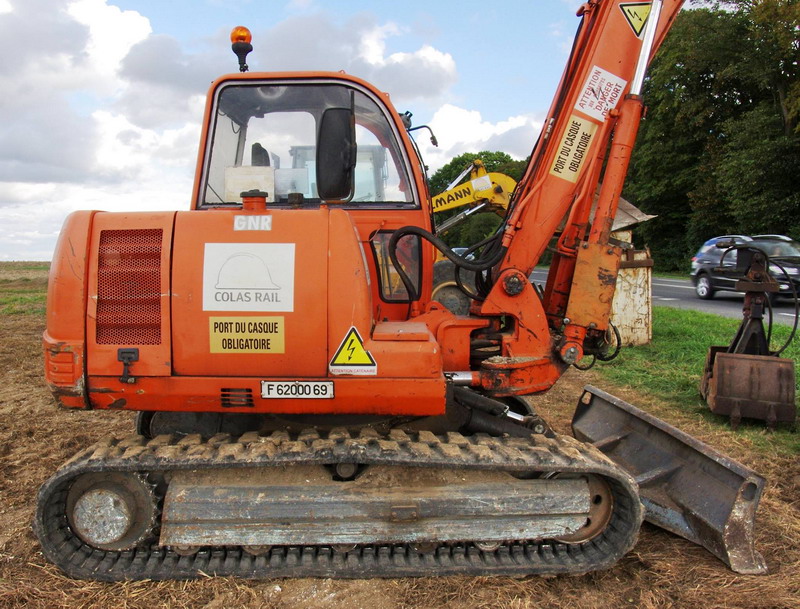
[[194, 76, 431, 322]]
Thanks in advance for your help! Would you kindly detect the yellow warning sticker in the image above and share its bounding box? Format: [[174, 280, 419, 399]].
[[549, 115, 598, 183], [329, 327, 377, 375], [620, 2, 652, 37], [209, 317, 285, 353]]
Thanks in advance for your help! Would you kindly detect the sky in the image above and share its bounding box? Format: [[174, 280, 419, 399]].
[[0, 0, 587, 260]]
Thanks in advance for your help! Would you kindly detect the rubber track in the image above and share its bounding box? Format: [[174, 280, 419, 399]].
[[34, 429, 644, 581]]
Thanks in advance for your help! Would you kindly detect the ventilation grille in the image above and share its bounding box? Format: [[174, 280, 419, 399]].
[[96, 229, 163, 345], [221, 388, 255, 408]]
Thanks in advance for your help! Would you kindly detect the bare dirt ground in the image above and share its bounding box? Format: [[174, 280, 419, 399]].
[[0, 264, 797, 608]]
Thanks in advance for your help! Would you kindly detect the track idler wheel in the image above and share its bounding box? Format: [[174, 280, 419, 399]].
[[65, 472, 157, 551], [554, 475, 613, 543]]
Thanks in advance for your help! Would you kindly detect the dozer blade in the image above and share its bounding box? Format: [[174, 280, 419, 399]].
[[572, 385, 767, 575]]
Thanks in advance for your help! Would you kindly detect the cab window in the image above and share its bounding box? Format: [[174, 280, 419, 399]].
[[370, 231, 421, 302], [201, 83, 413, 207]]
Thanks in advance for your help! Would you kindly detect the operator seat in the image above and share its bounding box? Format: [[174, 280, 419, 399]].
[[252, 142, 270, 166]]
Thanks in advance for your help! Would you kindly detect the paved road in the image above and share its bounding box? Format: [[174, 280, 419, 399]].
[[529, 269, 799, 327]]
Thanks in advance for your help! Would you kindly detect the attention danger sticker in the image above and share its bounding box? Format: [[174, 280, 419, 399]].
[[575, 65, 627, 123], [209, 316, 285, 353], [549, 115, 597, 183]]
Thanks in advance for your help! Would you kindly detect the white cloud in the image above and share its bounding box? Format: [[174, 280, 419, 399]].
[[0, 0, 11, 14], [0, 0, 153, 185], [416, 104, 542, 172], [0, 175, 192, 261], [359, 22, 401, 65], [256, 13, 457, 104], [67, 0, 151, 80], [92, 110, 200, 177]]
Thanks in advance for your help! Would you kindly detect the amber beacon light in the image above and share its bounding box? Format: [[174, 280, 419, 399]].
[[230, 26, 253, 72]]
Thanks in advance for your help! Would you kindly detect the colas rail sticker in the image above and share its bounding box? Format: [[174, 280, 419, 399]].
[[329, 326, 377, 376]]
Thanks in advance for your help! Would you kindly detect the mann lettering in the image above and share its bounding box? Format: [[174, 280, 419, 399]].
[[432, 185, 471, 210]]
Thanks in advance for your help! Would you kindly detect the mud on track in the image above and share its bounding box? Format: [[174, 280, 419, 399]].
[[0, 263, 797, 608]]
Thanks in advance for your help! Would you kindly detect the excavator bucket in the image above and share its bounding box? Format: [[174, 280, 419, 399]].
[[701, 347, 796, 429], [572, 385, 767, 575]]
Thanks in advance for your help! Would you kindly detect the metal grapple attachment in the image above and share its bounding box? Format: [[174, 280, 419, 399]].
[[700, 245, 797, 429], [572, 385, 767, 575]]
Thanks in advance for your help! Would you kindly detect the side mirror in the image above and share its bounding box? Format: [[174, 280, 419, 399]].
[[316, 107, 356, 201]]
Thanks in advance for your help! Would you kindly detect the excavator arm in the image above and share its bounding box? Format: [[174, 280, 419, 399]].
[[407, 0, 687, 395]]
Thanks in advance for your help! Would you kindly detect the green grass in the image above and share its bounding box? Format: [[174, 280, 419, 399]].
[[12, 263, 50, 271], [0, 261, 50, 315], [0, 289, 47, 315], [596, 306, 799, 454], [652, 270, 690, 279]]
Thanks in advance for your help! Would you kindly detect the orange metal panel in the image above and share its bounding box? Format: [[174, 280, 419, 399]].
[[43, 210, 95, 408], [45, 210, 94, 344], [346, 207, 434, 320], [86, 375, 443, 415], [372, 322, 430, 341], [85, 212, 174, 378], [565, 242, 622, 330], [172, 208, 329, 377]]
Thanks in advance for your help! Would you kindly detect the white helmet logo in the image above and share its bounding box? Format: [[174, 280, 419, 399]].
[[215, 253, 281, 290]]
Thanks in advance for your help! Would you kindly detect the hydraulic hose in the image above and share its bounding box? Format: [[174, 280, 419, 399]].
[[388, 225, 507, 302]]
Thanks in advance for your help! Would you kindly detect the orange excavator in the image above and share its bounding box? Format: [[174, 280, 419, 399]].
[[37, 0, 767, 580]]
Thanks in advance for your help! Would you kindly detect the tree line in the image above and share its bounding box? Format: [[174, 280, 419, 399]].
[[628, 0, 799, 270]]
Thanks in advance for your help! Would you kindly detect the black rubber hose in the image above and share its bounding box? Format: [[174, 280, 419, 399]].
[[767, 260, 799, 356], [388, 225, 507, 301], [452, 386, 510, 416]]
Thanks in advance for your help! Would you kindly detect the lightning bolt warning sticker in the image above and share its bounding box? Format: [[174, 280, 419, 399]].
[[620, 2, 652, 38], [329, 327, 377, 375]]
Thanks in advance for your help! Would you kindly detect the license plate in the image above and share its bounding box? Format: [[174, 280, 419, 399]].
[[261, 381, 334, 399]]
